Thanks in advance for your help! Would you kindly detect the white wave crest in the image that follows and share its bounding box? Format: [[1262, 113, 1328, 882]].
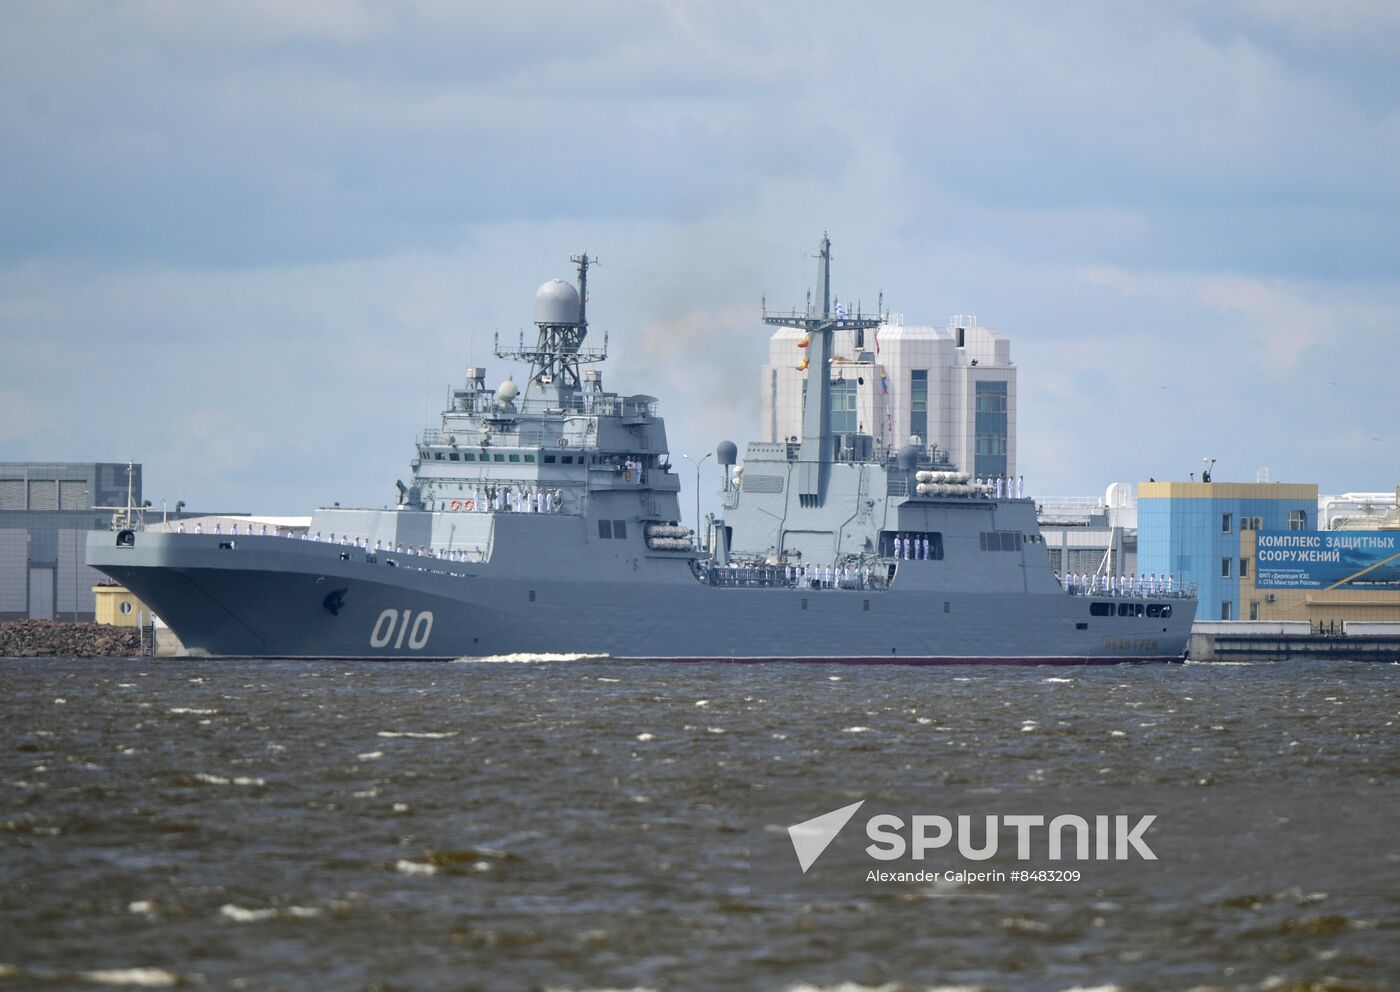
[[452, 652, 610, 663], [78, 968, 180, 987], [192, 773, 265, 786], [396, 859, 438, 876], [221, 903, 322, 923], [376, 731, 457, 739]]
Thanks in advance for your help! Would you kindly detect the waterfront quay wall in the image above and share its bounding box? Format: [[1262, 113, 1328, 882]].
[[1190, 621, 1400, 663]]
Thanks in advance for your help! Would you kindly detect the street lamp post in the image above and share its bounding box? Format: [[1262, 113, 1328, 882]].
[[682, 452, 712, 551]]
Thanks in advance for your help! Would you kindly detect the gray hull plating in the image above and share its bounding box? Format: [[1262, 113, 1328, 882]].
[[89, 531, 1193, 662], [87, 243, 1196, 663]]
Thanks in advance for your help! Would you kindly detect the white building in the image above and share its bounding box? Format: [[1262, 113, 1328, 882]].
[[760, 314, 1016, 480]]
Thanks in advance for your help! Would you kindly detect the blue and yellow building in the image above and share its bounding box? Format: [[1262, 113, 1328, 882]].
[[1137, 481, 1318, 621]]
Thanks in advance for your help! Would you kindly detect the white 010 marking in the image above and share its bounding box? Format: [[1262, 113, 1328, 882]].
[[370, 609, 434, 650]]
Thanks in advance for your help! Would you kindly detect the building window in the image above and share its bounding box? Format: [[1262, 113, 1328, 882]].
[[1240, 557, 1249, 579], [1221, 601, 1233, 620], [910, 370, 928, 441], [1249, 601, 1259, 620], [1221, 513, 1232, 533], [1221, 557, 1232, 578], [829, 378, 857, 433], [1289, 509, 1307, 530], [974, 380, 1008, 478]]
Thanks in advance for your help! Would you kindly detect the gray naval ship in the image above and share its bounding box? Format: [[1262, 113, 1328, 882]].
[[89, 239, 1195, 663]]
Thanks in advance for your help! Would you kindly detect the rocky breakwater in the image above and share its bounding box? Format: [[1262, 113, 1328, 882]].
[[1, 620, 143, 658]]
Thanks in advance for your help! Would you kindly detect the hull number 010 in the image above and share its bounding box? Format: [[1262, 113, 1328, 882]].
[[370, 609, 434, 650]]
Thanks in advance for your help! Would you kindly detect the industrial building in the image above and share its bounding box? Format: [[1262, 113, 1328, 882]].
[[1, 461, 226, 622], [1038, 484, 1138, 579], [1137, 481, 1321, 622], [761, 314, 1015, 481], [0, 462, 145, 621], [1239, 486, 1400, 628]]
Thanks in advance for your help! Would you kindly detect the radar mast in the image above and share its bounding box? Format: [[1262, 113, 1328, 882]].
[[495, 252, 608, 403], [763, 234, 881, 507]]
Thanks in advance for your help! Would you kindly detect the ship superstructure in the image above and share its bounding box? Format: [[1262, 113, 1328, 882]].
[[89, 240, 1195, 662]]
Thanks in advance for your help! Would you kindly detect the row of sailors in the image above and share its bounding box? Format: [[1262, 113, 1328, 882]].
[[974, 474, 1026, 499], [697, 560, 892, 591], [892, 535, 935, 560], [1059, 572, 1176, 596], [468, 487, 564, 513]]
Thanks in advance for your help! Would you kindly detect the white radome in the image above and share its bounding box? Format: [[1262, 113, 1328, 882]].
[[497, 377, 519, 406], [534, 278, 580, 326]]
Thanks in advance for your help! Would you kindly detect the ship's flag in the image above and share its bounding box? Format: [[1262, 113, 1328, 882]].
[[797, 333, 810, 349], [874, 327, 880, 354], [880, 369, 888, 394]]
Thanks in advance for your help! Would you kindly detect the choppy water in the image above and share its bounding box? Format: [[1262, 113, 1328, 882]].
[[2, 657, 1397, 992]]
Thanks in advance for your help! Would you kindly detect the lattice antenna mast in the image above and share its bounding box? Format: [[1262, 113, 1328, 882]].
[[494, 253, 608, 400], [762, 234, 881, 506]]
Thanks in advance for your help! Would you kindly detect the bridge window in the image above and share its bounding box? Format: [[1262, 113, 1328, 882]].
[[508, 454, 521, 463], [462, 453, 473, 461], [598, 519, 612, 539], [612, 520, 627, 539], [1090, 602, 1114, 617], [1147, 604, 1173, 618]]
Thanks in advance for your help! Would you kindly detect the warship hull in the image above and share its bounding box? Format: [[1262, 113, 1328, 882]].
[[90, 532, 1193, 663], [87, 242, 1198, 662]]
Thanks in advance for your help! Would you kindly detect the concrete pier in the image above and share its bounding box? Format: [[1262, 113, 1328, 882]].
[[1189, 621, 1400, 662]]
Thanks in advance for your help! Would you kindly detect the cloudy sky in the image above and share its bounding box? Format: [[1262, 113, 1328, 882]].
[[3, 0, 1397, 520]]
